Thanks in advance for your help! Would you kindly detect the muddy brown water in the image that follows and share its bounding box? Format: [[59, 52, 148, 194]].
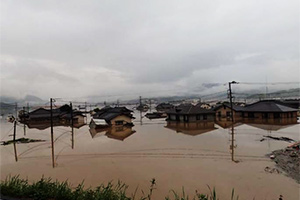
[[1, 112, 299, 200]]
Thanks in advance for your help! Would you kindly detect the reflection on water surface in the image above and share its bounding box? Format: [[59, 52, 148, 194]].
[[89, 126, 136, 141]]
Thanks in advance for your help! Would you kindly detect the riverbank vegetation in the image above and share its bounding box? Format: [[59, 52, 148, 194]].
[[0, 175, 240, 200]]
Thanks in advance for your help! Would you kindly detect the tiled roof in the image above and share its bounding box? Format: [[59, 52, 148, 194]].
[[213, 103, 244, 112], [166, 104, 215, 115], [93, 106, 134, 121], [243, 100, 298, 112]]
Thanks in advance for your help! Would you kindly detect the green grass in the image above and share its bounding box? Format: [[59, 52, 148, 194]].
[[0, 175, 240, 200]]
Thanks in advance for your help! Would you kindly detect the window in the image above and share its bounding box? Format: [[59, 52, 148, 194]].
[[203, 114, 207, 120], [226, 111, 231, 117], [115, 120, 124, 125], [196, 115, 201, 120], [184, 115, 189, 122], [263, 113, 268, 119], [274, 113, 280, 119], [248, 113, 254, 118]]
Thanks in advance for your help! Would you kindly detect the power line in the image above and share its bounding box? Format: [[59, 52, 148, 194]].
[[239, 82, 300, 85]]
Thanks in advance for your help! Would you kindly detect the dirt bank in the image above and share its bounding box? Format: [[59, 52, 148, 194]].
[[269, 142, 300, 183]]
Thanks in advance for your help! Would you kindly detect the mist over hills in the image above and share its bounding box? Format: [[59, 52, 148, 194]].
[[0, 95, 46, 106], [1, 88, 299, 107]]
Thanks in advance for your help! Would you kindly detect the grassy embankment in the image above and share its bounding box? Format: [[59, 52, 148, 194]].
[[0, 175, 240, 200]]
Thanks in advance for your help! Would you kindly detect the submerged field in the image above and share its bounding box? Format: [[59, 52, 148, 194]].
[[0, 111, 299, 199]]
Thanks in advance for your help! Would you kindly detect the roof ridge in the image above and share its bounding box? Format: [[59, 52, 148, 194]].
[[187, 105, 193, 114]]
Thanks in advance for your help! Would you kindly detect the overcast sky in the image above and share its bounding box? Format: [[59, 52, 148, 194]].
[[0, 0, 299, 101]]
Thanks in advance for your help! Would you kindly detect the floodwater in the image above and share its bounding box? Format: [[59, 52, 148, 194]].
[[1, 111, 300, 200]]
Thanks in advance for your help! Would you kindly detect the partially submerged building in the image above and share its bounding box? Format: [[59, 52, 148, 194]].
[[136, 104, 149, 112], [90, 106, 134, 128], [213, 100, 298, 122], [20, 105, 85, 124], [214, 103, 245, 121], [166, 104, 215, 122], [156, 103, 175, 112], [242, 100, 298, 120]]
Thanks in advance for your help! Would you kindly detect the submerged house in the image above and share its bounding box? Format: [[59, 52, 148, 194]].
[[214, 103, 245, 121], [166, 104, 215, 122], [213, 100, 298, 123], [242, 100, 298, 120], [60, 111, 85, 124], [136, 104, 149, 112], [20, 105, 85, 124], [156, 103, 175, 112], [90, 106, 134, 128]]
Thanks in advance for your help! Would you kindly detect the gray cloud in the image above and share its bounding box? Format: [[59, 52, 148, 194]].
[[0, 0, 299, 100]]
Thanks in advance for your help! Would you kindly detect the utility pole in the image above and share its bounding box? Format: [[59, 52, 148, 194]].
[[27, 102, 30, 113], [139, 96, 143, 125], [228, 81, 238, 124], [85, 102, 87, 123], [23, 106, 26, 136], [228, 81, 238, 162], [50, 98, 55, 168], [70, 102, 74, 149], [149, 99, 152, 112], [13, 120, 18, 162], [15, 102, 18, 120]]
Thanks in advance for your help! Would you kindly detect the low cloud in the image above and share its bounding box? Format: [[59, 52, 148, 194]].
[[0, 0, 298, 100]]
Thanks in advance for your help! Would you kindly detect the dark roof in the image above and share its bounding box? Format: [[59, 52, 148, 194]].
[[156, 103, 174, 109], [93, 106, 134, 121], [273, 99, 300, 109], [60, 112, 85, 119], [166, 104, 215, 115], [97, 112, 122, 121], [28, 106, 84, 119], [28, 108, 61, 118], [96, 106, 132, 114], [213, 103, 244, 112], [243, 100, 298, 112]]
